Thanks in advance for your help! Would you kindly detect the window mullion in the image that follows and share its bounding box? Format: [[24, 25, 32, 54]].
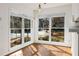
[[49, 17, 51, 42], [22, 17, 24, 44]]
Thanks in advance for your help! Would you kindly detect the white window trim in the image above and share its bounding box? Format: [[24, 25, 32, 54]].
[[35, 13, 67, 46], [9, 12, 33, 51]]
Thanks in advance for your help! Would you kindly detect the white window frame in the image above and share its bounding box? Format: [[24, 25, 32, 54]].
[[36, 13, 66, 46], [50, 14, 65, 43], [37, 16, 50, 43], [9, 12, 33, 51]]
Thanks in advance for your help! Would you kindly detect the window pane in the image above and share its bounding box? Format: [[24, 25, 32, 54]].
[[24, 18, 30, 28], [52, 17, 64, 27], [39, 18, 49, 29], [38, 29, 49, 41], [51, 29, 64, 42], [11, 29, 22, 47], [24, 29, 31, 42], [10, 16, 22, 28]]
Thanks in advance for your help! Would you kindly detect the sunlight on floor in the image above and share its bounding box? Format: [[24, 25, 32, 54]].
[[9, 44, 71, 56], [9, 50, 23, 56]]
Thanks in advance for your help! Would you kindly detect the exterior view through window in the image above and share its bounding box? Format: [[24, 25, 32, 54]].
[[38, 16, 64, 42], [38, 18, 49, 41], [10, 16, 22, 47], [24, 18, 31, 42], [10, 16, 31, 47], [51, 17, 64, 42], [10, 15, 64, 48]]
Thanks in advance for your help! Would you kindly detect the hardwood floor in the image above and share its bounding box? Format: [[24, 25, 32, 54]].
[[9, 43, 72, 56]]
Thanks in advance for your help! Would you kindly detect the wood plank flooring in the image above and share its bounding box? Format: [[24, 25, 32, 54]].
[[9, 43, 72, 56]]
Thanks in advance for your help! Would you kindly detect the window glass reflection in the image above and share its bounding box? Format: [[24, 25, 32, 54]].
[[10, 16, 22, 28], [24, 29, 31, 42], [11, 29, 22, 47], [51, 29, 64, 42], [38, 18, 49, 41], [39, 18, 49, 29], [51, 17, 64, 42]]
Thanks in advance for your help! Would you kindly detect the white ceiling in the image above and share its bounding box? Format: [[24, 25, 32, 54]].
[[33, 3, 69, 9], [9, 3, 69, 10], [8, 3, 69, 9], [3, 3, 70, 16]]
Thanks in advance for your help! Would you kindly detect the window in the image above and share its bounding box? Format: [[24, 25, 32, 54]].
[[10, 16, 22, 47], [10, 15, 32, 48], [38, 15, 64, 42], [51, 17, 64, 42], [24, 18, 31, 42], [38, 18, 49, 41]]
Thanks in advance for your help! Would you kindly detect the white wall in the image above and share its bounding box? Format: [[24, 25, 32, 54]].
[[0, 4, 9, 55], [71, 3, 79, 56]]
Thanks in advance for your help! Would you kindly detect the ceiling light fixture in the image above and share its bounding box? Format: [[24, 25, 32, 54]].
[[33, 3, 46, 19]]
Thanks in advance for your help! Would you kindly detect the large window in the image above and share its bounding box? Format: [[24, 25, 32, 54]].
[[10, 16, 22, 47], [38, 16, 64, 42], [38, 18, 49, 41], [51, 17, 64, 42], [24, 18, 31, 42], [10, 15, 32, 48]]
